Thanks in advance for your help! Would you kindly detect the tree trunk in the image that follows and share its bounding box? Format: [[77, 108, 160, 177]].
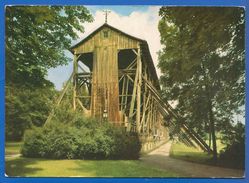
[[208, 99, 217, 163], [201, 62, 218, 162], [209, 130, 212, 149]]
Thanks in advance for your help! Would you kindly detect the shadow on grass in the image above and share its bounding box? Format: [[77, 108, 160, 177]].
[[170, 151, 213, 165], [5, 157, 101, 177], [5, 157, 44, 177]]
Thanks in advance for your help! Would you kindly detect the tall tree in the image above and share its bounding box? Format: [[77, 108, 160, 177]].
[[5, 6, 93, 86], [5, 85, 58, 140], [158, 7, 245, 161], [5, 6, 93, 140]]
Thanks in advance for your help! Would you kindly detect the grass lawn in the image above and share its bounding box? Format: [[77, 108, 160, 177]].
[[169, 140, 225, 165], [169, 142, 212, 164], [5, 157, 179, 177], [5, 142, 179, 177]]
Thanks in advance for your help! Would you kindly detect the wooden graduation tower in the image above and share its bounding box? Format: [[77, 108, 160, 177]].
[[43, 13, 212, 152], [70, 23, 161, 130], [68, 22, 212, 152]]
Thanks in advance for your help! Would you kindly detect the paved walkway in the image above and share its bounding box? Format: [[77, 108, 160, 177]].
[[140, 142, 244, 178], [5, 154, 21, 158]]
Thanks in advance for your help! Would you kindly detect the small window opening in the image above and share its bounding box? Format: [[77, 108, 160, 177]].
[[103, 30, 109, 38]]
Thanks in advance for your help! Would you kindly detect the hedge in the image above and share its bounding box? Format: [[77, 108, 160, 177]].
[[21, 115, 141, 160]]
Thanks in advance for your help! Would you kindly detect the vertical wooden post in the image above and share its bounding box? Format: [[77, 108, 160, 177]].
[[120, 76, 126, 111], [139, 65, 148, 132], [73, 52, 78, 110], [124, 78, 129, 111], [128, 52, 138, 130], [136, 45, 142, 132]]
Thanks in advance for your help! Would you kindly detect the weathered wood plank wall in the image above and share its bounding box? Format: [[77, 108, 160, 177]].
[[73, 27, 138, 54], [72, 27, 139, 123]]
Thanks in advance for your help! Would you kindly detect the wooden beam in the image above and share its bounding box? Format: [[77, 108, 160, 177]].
[[124, 78, 129, 112], [78, 63, 87, 73], [73, 53, 78, 110], [128, 65, 138, 120], [119, 74, 125, 82], [132, 49, 138, 56], [140, 64, 148, 133], [126, 74, 134, 83], [44, 73, 74, 126], [126, 58, 137, 69], [136, 45, 142, 132], [76, 54, 81, 60], [77, 96, 91, 98], [139, 93, 151, 132], [121, 76, 126, 111], [77, 98, 88, 113]]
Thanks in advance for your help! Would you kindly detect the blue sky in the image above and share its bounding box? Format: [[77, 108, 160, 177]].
[[86, 5, 149, 16], [46, 6, 161, 90]]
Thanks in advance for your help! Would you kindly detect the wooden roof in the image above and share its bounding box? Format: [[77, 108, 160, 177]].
[[70, 23, 160, 90]]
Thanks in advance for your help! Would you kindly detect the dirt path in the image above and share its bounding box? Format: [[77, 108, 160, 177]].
[[140, 142, 244, 178]]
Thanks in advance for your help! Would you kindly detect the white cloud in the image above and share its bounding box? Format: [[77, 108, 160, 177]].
[[75, 6, 162, 75], [48, 6, 162, 90]]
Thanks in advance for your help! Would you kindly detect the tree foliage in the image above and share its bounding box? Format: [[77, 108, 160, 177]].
[[158, 7, 245, 160], [5, 6, 93, 86], [5, 6, 93, 141], [5, 85, 57, 141]]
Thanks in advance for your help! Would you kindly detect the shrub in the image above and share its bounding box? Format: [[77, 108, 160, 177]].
[[110, 129, 141, 160], [219, 139, 245, 169], [219, 123, 245, 169], [21, 127, 46, 158], [21, 123, 79, 159], [21, 113, 142, 160]]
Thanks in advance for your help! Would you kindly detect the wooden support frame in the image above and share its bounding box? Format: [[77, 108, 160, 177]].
[[72, 53, 93, 112], [73, 52, 79, 111]]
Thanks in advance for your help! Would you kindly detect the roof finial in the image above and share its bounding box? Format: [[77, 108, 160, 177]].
[[103, 10, 111, 23]]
